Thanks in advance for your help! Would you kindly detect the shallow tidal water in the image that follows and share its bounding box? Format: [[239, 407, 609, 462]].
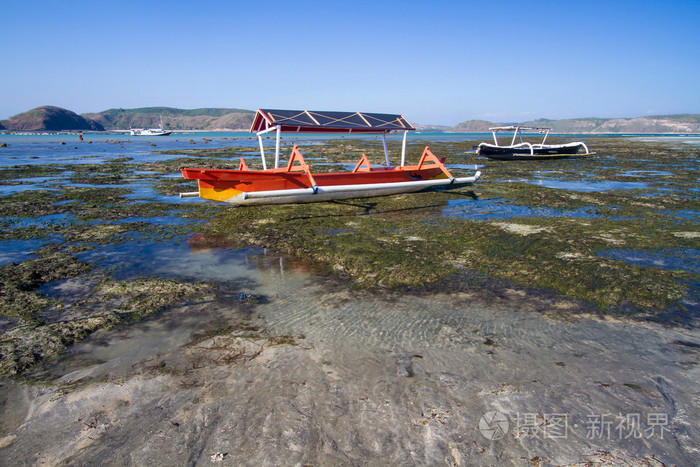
[[0, 132, 698, 464], [2, 245, 698, 465]]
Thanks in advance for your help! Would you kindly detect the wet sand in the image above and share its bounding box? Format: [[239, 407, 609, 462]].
[[1, 257, 697, 465]]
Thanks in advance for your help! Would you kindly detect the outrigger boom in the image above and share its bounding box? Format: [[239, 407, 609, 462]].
[[181, 109, 481, 205]]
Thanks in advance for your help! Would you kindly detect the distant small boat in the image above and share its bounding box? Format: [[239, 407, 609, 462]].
[[477, 126, 591, 160], [129, 116, 172, 136]]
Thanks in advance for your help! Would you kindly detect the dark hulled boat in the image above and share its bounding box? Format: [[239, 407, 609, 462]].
[[477, 126, 591, 160]]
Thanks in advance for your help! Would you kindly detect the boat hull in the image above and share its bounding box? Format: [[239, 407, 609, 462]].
[[130, 130, 172, 136], [181, 145, 480, 205], [477, 142, 585, 160], [181, 166, 479, 205]]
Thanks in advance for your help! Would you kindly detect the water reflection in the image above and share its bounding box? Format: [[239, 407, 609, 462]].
[[443, 197, 600, 220], [0, 239, 45, 266], [524, 179, 648, 192], [597, 248, 700, 275]]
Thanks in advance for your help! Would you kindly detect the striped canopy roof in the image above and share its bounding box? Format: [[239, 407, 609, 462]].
[[250, 109, 415, 133]]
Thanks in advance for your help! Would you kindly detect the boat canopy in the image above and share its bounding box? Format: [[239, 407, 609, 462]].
[[488, 126, 553, 147], [251, 109, 416, 169], [251, 109, 415, 134], [488, 126, 552, 133]]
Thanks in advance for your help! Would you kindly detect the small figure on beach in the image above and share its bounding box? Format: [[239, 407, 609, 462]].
[[79, 133, 83, 141]]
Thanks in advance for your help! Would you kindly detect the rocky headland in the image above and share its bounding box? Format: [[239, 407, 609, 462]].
[[453, 115, 700, 134], [0, 106, 104, 131]]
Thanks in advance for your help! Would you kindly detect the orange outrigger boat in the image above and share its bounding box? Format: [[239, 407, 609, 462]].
[[181, 109, 481, 205]]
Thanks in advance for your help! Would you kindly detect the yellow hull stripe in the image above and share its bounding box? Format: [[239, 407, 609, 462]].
[[199, 186, 243, 202]]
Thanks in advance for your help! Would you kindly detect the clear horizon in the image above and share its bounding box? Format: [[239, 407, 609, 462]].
[[2, 0, 698, 125]]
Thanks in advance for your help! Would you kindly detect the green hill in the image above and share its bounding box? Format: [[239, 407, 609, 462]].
[[82, 107, 255, 131], [1, 106, 104, 131]]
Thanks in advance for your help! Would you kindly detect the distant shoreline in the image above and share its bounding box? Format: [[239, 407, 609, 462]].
[[2, 130, 700, 137], [2, 106, 699, 134]]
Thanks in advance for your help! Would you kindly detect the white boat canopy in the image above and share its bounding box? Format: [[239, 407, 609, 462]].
[[488, 126, 552, 132], [250, 109, 415, 169]]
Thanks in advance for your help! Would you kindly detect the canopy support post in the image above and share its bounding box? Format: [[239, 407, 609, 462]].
[[401, 130, 408, 166], [256, 125, 282, 171], [274, 125, 281, 168], [257, 134, 267, 170], [382, 132, 390, 166]]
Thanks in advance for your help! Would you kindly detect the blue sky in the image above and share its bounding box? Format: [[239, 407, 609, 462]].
[[2, 0, 698, 125]]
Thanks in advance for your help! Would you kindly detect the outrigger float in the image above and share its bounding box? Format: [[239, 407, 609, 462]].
[[477, 126, 591, 160], [181, 109, 480, 205]]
